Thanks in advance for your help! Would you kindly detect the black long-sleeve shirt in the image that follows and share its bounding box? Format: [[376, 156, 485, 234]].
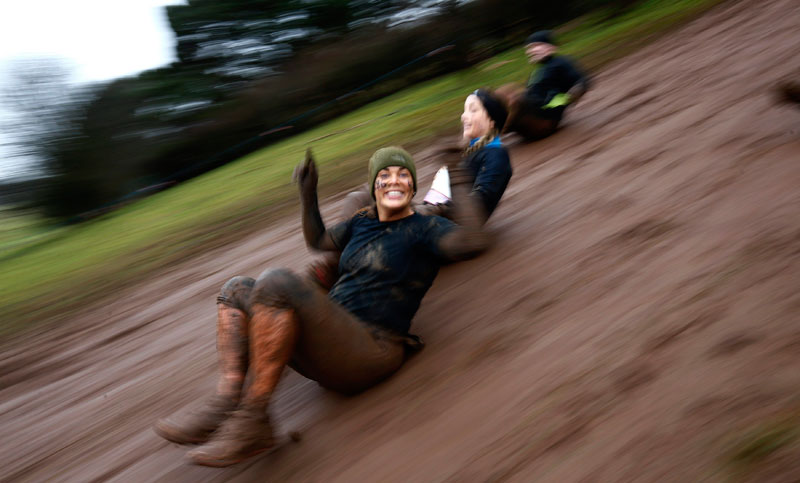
[[525, 55, 589, 121]]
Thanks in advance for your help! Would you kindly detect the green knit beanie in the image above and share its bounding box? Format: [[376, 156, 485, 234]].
[[368, 146, 417, 199]]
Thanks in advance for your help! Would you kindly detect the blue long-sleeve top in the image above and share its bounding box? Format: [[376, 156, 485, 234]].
[[463, 137, 512, 217]]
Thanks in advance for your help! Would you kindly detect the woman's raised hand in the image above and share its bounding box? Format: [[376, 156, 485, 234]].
[[293, 148, 318, 198]]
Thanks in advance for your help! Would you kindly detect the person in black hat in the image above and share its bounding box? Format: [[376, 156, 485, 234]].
[[496, 30, 591, 140]]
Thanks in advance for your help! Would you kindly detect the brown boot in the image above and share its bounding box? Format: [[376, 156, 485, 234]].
[[154, 303, 248, 445], [186, 405, 275, 467], [153, 394, 238, 445], [185, 304, 295, 466]]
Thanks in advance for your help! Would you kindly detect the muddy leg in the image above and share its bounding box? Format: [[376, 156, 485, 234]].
[[495, 82, 559, 140], [514, 114, 559, 141], [187, 300, 296, 467], [495, 83, 526, 134], [243, 306, 298, 405], [153, 276, 253, 445], [215, 306, 249, 397], [183, 268, 405, 466], [415, 202, 452, 218], [249, 269, 406, 394]]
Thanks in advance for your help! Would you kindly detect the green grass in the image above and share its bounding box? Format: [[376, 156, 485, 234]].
[[0, 0, 728, 336], [0, 209, 48, 250]]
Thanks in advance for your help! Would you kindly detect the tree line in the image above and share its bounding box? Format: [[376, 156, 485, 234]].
[[4, 0, 628, 220]]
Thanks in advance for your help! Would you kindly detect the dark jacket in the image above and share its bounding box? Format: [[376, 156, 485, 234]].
[[526, 55, 589, 121], [462, 137, 512, 217]]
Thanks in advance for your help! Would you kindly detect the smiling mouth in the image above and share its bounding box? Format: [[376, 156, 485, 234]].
[[385, 190, 406, 199]]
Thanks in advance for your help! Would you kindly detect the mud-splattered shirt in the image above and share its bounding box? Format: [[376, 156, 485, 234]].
[[327, 212, 456, 334]]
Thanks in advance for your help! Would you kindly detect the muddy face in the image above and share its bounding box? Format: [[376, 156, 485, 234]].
[[461, 94, 494, 140], [526, 42, 556, 63], [374, 166, 415, 221]]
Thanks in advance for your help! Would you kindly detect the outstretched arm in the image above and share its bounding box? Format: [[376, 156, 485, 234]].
[[436, 166, 490, 261], [566, 60, 591, 105], [566, 79, 588, 105], [471, 148, 512, 217], [295, 149, 341, 251]]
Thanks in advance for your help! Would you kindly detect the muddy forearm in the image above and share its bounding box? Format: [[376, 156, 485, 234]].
[[438, 167, 490, 261], [567, 82, 587, 104], [301, 190, 334, 251]]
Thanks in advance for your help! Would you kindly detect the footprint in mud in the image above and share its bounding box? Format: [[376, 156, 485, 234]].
[[778, 331, 800, 355], [580, 217, 680, 273], [681, 390, 780, 427], [606, 150, 666, 175], [644, 322, 693, 353], [461, 327, 529, 368], [625, 82, 657, 100], [614, 218, 680, 243], [614, 93, 659, 118], [577, 194, 636, 218], [610, 361, 658, 394], [706, 332, 763, 358], [644, 306, 728, 353], [498, 289, 560, 322], [599, 82, 655, 108], [579, 218, 680, 270], [738, 227, 800, 264]]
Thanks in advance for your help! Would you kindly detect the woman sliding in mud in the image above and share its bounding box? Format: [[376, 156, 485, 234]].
[[154, 146, 489, 467], [425, 88, 513, 218], [309, 88, 513, 289]]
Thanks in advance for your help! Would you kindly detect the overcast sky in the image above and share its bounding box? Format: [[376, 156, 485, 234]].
[[0, 0, 185, 179], [0, 0, 185, 82]]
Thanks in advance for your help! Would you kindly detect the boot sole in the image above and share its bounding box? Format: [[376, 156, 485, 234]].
[[188, 444, 275, 468], [153, 422, 211, 445]]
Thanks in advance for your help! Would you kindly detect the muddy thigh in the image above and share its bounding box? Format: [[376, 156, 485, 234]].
[[250, 268, 406, 394]]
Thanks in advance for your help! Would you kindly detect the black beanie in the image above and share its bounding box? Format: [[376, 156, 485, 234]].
[[525, 30, 556, 46], [472, 88, 507, 133]]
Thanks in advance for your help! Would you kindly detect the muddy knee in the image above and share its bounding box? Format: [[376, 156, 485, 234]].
[[250, 268, 312, 309], [516, 116, 558, 140], [495, 83, 525, 105], [218, 276, 255, 311]]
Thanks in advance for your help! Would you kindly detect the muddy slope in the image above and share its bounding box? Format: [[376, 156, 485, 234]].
[[2, 0, 800, 480]]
